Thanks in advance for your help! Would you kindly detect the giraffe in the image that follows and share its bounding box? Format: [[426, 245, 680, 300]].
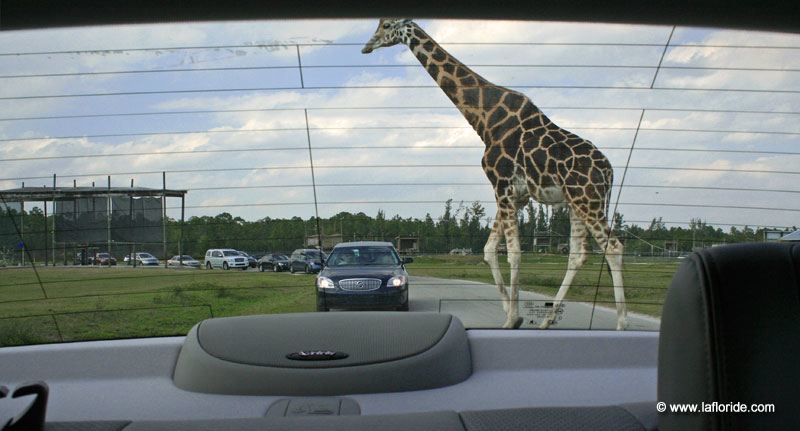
[[362, 19, 627, 330]]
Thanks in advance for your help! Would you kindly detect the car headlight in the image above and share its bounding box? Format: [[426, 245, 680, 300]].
[[317, 277, 336, 290], [387, 275, 407, 288]]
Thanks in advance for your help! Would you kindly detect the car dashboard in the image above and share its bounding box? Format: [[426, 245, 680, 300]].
[[0, 312, 658, 430]]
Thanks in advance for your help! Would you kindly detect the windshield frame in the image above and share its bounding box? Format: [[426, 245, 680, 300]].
[[326, 246, 402, 267]]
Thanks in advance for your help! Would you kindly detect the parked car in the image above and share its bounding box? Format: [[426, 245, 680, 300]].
[[204, 248, 248, 270], [130, 252, 159, 266], [237, 251, 257, 268], [289, 248, 327, 274], [167, 255, 200, 268], [73, 250, 92, 265], [258, 253, 290, 272], [92, 252, 117, 266], [316, 241, 411, 311]]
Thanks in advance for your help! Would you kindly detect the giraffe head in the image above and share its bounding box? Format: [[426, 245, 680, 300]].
[[361, 18, 415, 54]]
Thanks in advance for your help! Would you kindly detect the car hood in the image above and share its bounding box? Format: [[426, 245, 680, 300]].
[[320, 266, 405, 280]]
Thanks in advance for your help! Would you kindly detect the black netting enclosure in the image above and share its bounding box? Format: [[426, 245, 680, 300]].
[[110, 196, 163, 243], [0, 182, 186, 266], [54, 197, 109, 243]]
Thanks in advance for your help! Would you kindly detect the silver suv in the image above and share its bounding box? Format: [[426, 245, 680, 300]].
[[204, 249, 248, 270]]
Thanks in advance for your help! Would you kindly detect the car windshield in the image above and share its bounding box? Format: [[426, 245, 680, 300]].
[[1, 19, 797, 347], [181, 256, 194, 260], [328, 246, 401, 267]]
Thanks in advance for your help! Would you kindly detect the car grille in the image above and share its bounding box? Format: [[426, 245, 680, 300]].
[[339, 278, 382, 291], [235, 258, 244, 263]]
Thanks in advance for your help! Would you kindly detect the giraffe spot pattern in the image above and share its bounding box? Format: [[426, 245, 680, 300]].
[[427, 63, 439, 79], [502, 92, 525, 112], [482, 87, 503, 107], [462, 88, 480, 107], [460, 76, 477, 87]]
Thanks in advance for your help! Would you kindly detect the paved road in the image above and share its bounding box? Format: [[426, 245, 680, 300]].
[[408, 276, 660, 330]]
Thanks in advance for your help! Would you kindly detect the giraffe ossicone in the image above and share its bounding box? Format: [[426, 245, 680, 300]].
[[362, 19, 627, 330]]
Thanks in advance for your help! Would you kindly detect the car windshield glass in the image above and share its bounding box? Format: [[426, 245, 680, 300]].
[[181, 256, 194, 260], [0, 19, 797, 346], [328, 247, 401, 266]]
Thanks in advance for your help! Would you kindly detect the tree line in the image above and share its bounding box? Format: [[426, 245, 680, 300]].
[[1, 201, 796, 263]]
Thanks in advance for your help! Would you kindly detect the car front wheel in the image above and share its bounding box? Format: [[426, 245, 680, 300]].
[[223, 262, 229, 270], [206, 262, 212, 270]]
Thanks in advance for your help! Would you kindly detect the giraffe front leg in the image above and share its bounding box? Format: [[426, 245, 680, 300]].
[[484, 215, 511, 313], [502, 211, 523, 329]]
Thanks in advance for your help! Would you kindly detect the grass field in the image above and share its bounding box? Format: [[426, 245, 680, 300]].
[[0, 254, 679, 346], [0, 267, 316, 346]]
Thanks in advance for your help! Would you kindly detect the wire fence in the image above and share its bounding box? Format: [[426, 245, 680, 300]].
[[1, 24, 799, 343]]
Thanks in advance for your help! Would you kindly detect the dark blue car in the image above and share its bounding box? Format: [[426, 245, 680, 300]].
[[289, 248, 326, 274], [316, 241, 412, 312]]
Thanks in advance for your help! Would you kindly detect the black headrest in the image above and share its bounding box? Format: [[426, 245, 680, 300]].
[[658, 242, 800, 430]]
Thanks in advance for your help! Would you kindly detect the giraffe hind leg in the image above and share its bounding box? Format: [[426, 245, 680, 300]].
[[540, 210, 589, 329], [586, 220, 627, 330], [484, 214, 510, 312]]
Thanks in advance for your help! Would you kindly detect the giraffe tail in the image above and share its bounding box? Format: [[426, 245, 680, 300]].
[[605, 170, 614, 231], [604, 170, 615, 279]]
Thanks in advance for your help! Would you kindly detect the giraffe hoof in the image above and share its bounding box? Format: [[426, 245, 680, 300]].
[[616, 318, 629, 331], [539, 318, 554, 330], [502, 316, 522, 329]]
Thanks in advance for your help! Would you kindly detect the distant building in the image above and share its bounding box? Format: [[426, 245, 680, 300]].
[[395, 236, 419, 254], [306, 233, 343, 250], [779, 230, 800, 242], [765, 230, 789, 241]]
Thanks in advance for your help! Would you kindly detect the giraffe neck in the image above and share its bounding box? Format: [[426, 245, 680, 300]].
[[404, 25, 494, 131]]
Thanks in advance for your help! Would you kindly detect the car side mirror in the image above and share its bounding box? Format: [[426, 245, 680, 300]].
[[402, 257, 414, 264]]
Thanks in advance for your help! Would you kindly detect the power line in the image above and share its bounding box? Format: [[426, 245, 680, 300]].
[[4, 83, 800, 102], [4, 63, 800, 80], [3, 40, 800, 57], [4, 105, 800, 123], [3, 124, 800, 145], [2, 163, 800, 183]]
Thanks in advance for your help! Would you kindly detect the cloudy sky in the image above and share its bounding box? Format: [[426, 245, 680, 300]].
[[0, 19, 798, 229]]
